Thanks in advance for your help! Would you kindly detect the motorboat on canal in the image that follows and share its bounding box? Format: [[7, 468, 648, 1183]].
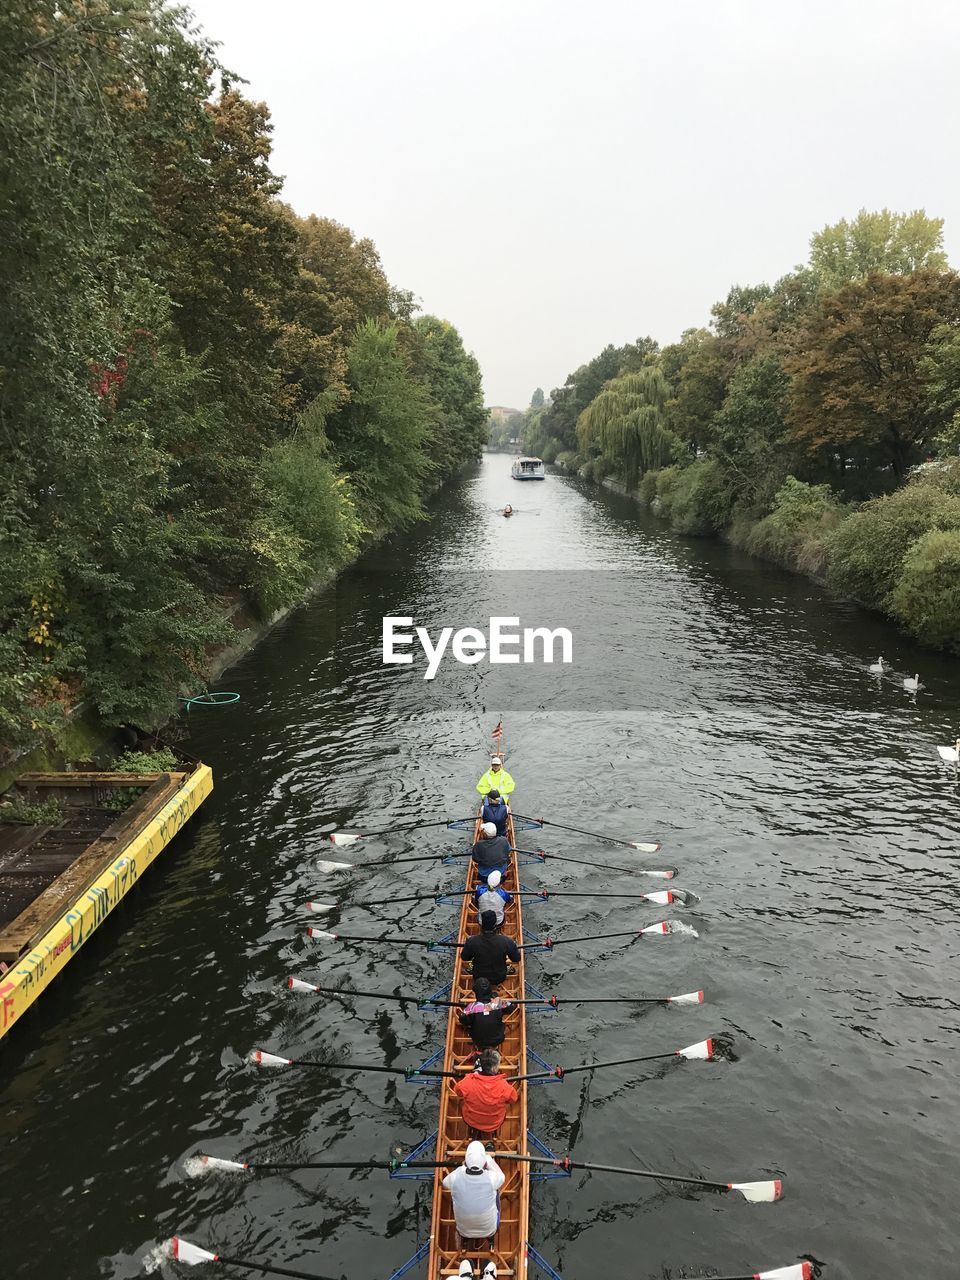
[[510, 456, 545, 481]]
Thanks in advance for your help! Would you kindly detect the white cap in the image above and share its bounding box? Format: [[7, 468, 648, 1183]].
[[490, 756, 502, 766], [458, 1263, 474, 1279], [482, 1265, 497, 1278], [481, 822, 497, 838], [487, 869, 502, 888], [465, 1140, 486, 1170]]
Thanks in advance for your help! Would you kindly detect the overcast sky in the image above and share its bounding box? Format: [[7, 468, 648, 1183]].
[[185, 0, 960, 409]]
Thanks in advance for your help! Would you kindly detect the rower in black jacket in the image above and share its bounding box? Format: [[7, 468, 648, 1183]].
[[461, 910, 520, 987]]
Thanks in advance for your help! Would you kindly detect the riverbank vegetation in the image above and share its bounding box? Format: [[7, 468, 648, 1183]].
[[0, 1, 487, 751], [522, 209, 960, 652]]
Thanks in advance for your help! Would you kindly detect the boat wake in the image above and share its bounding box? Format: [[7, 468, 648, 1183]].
[[668, 921, 699, 938], [182, 1156, 209, 1179], [141, 1240, 173, 1274]]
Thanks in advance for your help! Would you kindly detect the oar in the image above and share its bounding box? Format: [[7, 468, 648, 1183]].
[[168, 1237, 334, 1278], [306, 888, 683, 913], [494, 1152, 782, 1202], [248, 1049, 455, 1079], [520, 920, 679, 948], [193, 1154, 453, 1174], [325, 820, 476, 846], [285, 977, 704, 1007], [305, 928, 459, 946], [514, 814, 661, 851], [316, 851, 471, 873], [512, 847, 677, 878], [509, 1037, 715, 1080], [708, 1269, 811, 1280]]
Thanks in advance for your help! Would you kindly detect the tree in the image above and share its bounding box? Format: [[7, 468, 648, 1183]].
[[787, 270, 960, 484], [711, 284, 774, 339], [530, 387, 545, 408], [921, 323, 960, 455], [408, 316, 487, 473], [576, 367, 681, 486], [327, 320, 432, 530], [711, 353, 792, 507], [809, 209, 947, 285]]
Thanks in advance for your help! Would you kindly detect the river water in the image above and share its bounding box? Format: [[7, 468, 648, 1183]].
[[3, 454, 959, 1280]]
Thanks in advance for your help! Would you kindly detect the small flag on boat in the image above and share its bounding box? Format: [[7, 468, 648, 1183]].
[[493, 719, 503, 737]]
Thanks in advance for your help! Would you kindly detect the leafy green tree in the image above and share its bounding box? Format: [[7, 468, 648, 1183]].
[[809, 209, 947, 285], [787, 270, 960, 483], [576, 367, 682, 486], [921, 323, 960, 455], [711, 284, 774, 339], [530, 387, 545, 408], [711, 353, 792, 507], [410, 316, 487, 472], [327, 320, 432, 529]]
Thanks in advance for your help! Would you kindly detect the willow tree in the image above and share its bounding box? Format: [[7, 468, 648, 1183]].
[[576, 366, 681, 486]]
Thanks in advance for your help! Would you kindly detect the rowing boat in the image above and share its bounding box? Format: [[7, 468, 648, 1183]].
[[428, 727, 528, 1279], [168, 721, 811, 1280]]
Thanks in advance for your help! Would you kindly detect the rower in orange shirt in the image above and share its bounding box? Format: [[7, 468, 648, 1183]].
[[452, 1048, 518, 1138]]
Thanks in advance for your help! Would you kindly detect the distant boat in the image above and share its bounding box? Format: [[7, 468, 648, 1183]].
[[511, 456, 545, 481]]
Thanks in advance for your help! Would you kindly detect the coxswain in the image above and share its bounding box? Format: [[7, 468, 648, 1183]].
[[471, 822, 511, 877], [452, 1052, 519, 1138], [476, 755, 515, 801], [442, 1138, 506, 1242], [462, 910, 520, 986], [480, 788, 508, 836], [474, 869, 511, 926], [460, 976, 514, 1049]]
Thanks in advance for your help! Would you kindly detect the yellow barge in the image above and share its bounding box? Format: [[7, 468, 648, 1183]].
[[0, 763, 212, 1041]]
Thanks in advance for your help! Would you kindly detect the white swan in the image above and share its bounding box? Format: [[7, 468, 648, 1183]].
[[904, 673, 922, 692], [869, 656, 885, 674], [937, 739, 960, 763]]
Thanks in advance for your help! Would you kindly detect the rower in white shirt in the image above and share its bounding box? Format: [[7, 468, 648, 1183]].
[[442, 1140, 505, 1241]]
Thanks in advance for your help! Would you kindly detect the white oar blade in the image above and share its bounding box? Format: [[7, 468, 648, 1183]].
[[287, 977, 319, 993], [645, 890, 673, 906], [677, 1037, 714, 1060], [306, 928, 337, 940], [249, 1049, 292, 1067], [667, 990, 705, 1005], [646, 868, 675, 880], [316, 860, 353, 873], [199, 1155, 248, 1173], [329, 832, 362, 847], [171, 1238, 219, 1265], [305, 901, 336, 913], [728, 1178, 783, 1203], [756, 1264, 811, 1279], [629, 841, 661, 852], [937, 745, 958, 763], [638, 920, 669, 936]]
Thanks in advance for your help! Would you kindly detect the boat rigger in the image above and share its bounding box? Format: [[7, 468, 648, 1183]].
[[167, 725, 811, 1280]]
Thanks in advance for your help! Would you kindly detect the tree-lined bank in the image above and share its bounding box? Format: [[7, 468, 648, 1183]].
[[0, 1, 487, 753], [516, 210, 960, 653]]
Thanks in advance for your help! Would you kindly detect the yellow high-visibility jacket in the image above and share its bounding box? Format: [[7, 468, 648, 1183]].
[[476, 767, 515, 798]]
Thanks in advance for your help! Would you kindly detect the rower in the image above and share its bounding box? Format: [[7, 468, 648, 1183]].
[[461, 910, 520, 987], [480, 788, 508, 836], [475, 869, 511, 926], [442, 1139, 506, 1244], [502, 504, 513, 517], [459, 976, 514, 1050], [476, 755, 515, 802], [451, 1052, 518, 1139], [471, 822, 511, 877]]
